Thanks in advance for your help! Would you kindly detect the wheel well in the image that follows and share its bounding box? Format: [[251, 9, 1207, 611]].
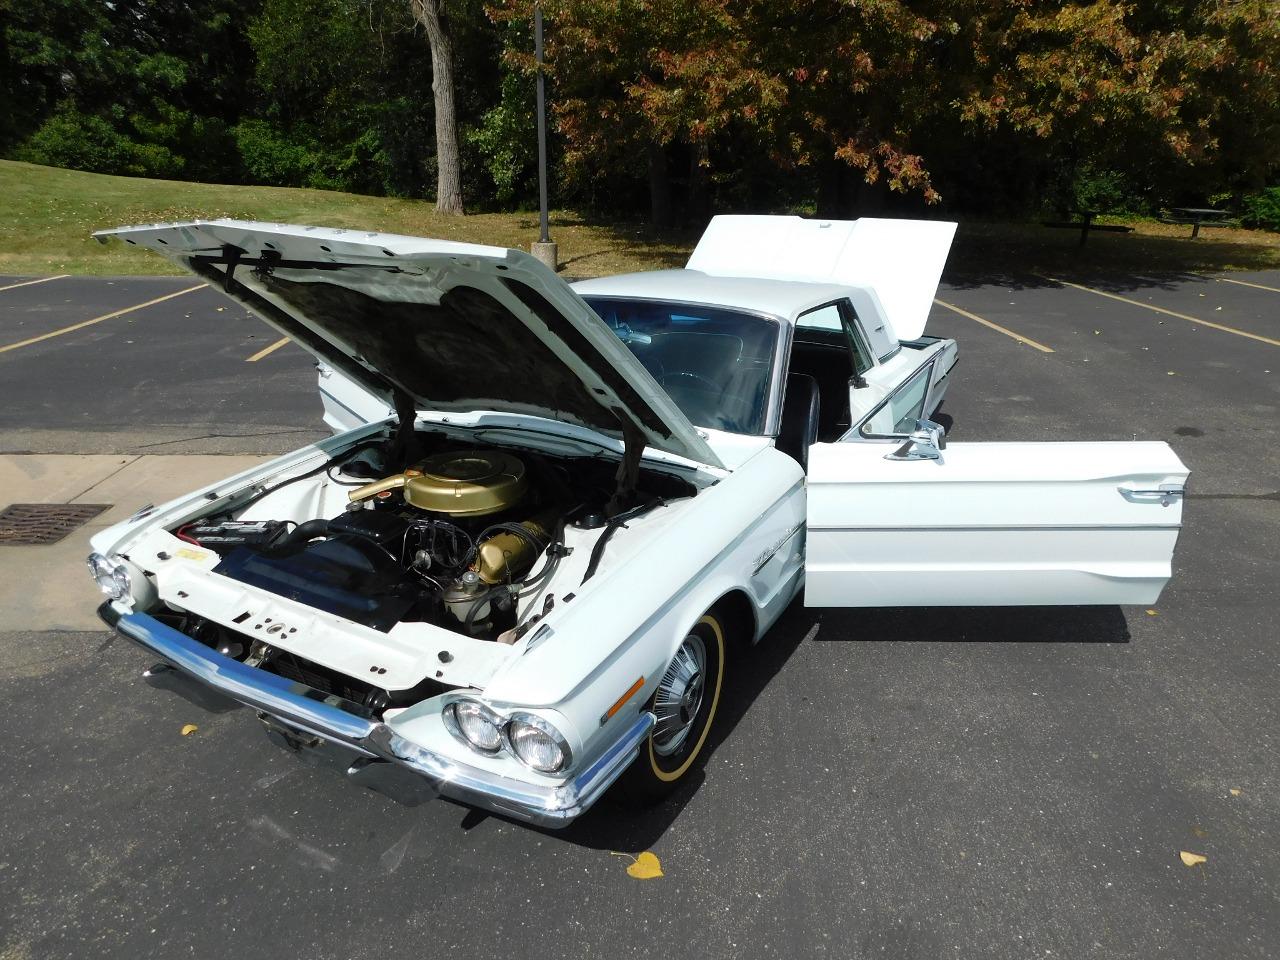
[[709, 589, 758, 646]]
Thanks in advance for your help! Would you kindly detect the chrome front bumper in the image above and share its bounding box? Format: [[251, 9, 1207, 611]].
[[100, 604, 653, 828]]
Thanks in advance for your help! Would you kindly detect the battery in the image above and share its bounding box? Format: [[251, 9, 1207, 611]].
[[182, 520, 288, 554]]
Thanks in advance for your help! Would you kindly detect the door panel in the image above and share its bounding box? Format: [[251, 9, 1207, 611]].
[[804, 441, 1188, 607]]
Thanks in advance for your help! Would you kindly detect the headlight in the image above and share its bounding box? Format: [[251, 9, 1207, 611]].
[[445, 700, 503, 754], [87, 553, 131, 601], [442, 700, 573, 773], [506, 713, 571, 773]]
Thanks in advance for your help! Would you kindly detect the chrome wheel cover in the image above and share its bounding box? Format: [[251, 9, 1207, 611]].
[[652, 633, 708, 757]]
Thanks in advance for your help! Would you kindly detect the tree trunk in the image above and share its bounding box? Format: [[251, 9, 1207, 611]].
[[647, 143, 671, 229], [686, 140, 710, 227], [410, 0, 464, 215], [816, 158, 852, 218]]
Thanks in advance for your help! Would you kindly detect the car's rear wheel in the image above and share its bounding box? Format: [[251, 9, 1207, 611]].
[[621, 611, 727, 800]]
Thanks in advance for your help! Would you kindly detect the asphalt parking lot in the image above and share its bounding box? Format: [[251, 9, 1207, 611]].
[[1, 265, 1278, 959]]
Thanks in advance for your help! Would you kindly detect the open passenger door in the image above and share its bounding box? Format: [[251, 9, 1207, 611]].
[[804, 439, 1188, 607]]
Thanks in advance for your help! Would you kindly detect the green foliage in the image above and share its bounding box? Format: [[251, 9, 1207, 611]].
[[1040, 161, 1155, 217], [467, 67, 538, 207], [3, 0, 1278, 219], [243, 0, 438, 197], [1240, 188, 1280, 232], [1, 0, 258, 180], [15, 107, 185, 178], [232, 119, 324, 187]]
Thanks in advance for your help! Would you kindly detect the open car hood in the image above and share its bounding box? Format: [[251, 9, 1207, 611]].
[[95, 220, 723, 469], [687, 215, 957, 341]]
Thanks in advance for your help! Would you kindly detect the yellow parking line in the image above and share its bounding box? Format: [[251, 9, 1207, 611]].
[[1045, 276, 1280, 347], [1215, 276, 1280, 295], [246, 336, 290, 362], [0, 274, 70, 293], [933, 299, 1055, 353], [0, 285, 204, 355]]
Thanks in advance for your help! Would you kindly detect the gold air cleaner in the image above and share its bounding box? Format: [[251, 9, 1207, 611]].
[[347, 450, 528, 517]]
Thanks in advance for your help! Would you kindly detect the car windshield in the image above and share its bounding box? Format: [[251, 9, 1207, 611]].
[[582, 297, 779, 435]]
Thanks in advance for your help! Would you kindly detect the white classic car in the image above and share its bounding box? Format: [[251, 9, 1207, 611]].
[[88, 215, 1188, 827]]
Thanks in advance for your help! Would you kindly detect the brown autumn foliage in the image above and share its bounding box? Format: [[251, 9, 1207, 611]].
[[489, 0, 1280, 211]]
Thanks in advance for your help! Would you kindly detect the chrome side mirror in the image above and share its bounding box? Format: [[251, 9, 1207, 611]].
[[885, 419, 946, 461]]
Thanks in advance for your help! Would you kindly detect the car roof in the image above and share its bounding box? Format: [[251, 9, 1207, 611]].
[[571, 269, 861, 323]]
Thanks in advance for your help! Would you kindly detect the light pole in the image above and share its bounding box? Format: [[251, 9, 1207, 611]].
[[530, 2, 558, 271]]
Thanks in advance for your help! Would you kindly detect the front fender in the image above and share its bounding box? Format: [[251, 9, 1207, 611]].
[[481, 448, 806, 745]]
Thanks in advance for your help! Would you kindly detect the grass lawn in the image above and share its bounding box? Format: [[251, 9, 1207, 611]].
[[0, 161, 694, 277], [1, 159, 1278, 279]]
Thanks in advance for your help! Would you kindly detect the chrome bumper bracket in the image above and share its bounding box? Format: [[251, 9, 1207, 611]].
[[99, 603, 653, 828]]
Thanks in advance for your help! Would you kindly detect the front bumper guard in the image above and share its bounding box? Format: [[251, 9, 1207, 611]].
[[100, 604, 653, 828]]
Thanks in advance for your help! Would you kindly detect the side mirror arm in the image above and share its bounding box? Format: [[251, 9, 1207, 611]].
[[884, 419, 946, 461]]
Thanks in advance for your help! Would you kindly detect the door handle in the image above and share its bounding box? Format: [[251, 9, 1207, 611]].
[[1118, 484, 1184, 506]]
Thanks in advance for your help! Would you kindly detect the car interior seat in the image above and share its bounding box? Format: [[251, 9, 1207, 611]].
[[776, 373, 821, 471]]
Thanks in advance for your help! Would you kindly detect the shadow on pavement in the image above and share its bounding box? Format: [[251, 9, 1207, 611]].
[[811, 604, 1132, 646], [940, 221, 1278, 290], [107, 597, 1129, 852], [550, 600, 1129, 851]]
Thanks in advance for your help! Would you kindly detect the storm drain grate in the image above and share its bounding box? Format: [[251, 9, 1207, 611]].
[[0, 503, 111, 545]]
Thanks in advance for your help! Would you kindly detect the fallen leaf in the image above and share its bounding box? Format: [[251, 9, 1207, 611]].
[[1229, 788, 1241, 797], [612, 850, 664, 879], [1179, 851, 1207, 867], [628, 851, 663, 879], [1146, 609, 1158, 616], [181, 723, 198, 736]]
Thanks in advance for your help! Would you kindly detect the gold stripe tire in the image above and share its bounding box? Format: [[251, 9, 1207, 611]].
[[622, 612, 727, 800]]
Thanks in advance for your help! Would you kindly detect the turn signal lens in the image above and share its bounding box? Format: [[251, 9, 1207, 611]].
[[449, 701, 502, 753], [507, 715, 570, 773]]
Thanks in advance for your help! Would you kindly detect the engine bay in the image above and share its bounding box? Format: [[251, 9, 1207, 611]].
[[169, 430, 696, 653]]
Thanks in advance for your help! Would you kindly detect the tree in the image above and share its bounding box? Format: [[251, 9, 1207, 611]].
[[245, 0, 437, 196], [410, 0, 464, 213], [2, 0, 260, 177], [510, 0, 1280, 218], [488, 0, 787, 226]]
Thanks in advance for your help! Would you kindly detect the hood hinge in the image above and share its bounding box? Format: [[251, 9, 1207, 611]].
[[607, 418, 645, 516], [388, 389, 420, 469]]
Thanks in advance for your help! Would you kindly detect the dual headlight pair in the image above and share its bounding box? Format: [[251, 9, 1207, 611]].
[[443, 699, 572, 774], [87, 552, 132, 602]]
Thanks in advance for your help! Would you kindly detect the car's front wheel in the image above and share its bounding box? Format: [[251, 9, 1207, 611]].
[[622, 611, 728, 800]]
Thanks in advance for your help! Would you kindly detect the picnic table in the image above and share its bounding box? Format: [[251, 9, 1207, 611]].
[[1042, 209, 1134, 246], [1161, 206, 1235, 239]]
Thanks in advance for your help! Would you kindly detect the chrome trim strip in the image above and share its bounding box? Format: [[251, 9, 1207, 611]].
[[808, 524, 1183, 533], [101, 604, 653, 828], [751, 521, 804, 574]]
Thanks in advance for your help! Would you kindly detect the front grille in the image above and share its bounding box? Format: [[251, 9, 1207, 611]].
[[269, 652, 379, 706]]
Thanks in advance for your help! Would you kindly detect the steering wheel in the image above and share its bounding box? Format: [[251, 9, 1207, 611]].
[[660, 371, 719, 393]]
